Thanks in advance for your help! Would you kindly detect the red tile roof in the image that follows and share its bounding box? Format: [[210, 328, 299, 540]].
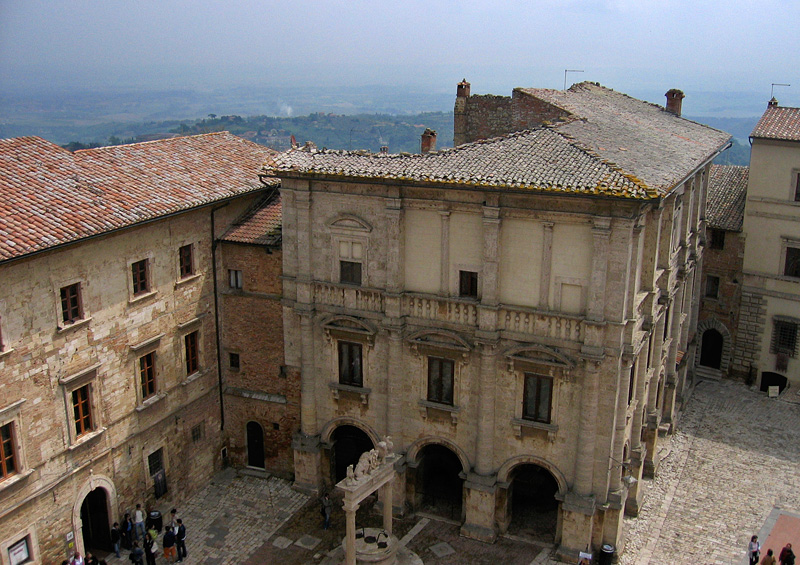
[[0, 132, 276, 263], [221, 193, 282, 246], [751, 104, 800, 141], [707, 165, 748, 232]]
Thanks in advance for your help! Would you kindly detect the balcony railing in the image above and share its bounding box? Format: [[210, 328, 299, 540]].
[[313, 282, 384, 312]]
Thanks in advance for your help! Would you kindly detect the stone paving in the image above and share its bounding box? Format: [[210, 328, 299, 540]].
[[102, 378, 800, 565]]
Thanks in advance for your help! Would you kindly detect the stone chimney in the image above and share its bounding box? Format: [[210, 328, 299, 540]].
[[457, 79, 471, 98], [454, 79, 471, 147], [768, 97, 779, 108], [665, 89, 685, 116], [421, 129, 437, 154]]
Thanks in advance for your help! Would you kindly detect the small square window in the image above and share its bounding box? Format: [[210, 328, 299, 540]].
[[184, 331, 199, 376], [0, 422, 18, 480], [427, 357, 454, 405], [785, 247, 800, 278], [191, 423, 204, 443], [708, 229, 725, 250], [229, 269, 243, 289], [338, 341, 363, 386], [523, 373, 552, 423], [229, 352, 240, 370], [340, 261, 362, 286], [60, 282, 83, 324], [132, 259, 150, 295], [179, 244, 194, 278], [459, 270, 479, 298], [705, 275, 720, 298], [72, 384, 94, 438], [139, 352, 156, 400]]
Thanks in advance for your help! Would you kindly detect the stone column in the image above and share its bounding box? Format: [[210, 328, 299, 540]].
[[386, 328, 404, 447], [574, 358, 601, 496], [382, 481, 393, 534], [644, 310, 667, 478], [626, 344, 649, 515], [474, 339, 497, 475], [539, 222, 554, 309], [588, 219, 611, 322], [609, 356, 633, 493], [299, 311, 317, 434], [662, 285, 683, 428], [344, 500, 359, 565], [439, 211, 450, 296], [481, 205, 500, 306]]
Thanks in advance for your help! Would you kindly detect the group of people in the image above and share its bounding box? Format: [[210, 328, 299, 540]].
[[749, 536, 795, 565], [62, 551, 106, 565], [108, 506, 187, 564]]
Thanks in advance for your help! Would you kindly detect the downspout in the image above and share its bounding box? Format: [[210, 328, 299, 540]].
[[211, 202, 229, 431]]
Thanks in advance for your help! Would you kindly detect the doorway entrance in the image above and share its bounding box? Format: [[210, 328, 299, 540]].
[[414, 444, 464, 521], [80, 488, 111, 554], [507, 464, 559, 541], [760, 371, 788, 393], [699, 329, 723, 369], [331, 425, 373, 483], [246, 421, 265, 469]]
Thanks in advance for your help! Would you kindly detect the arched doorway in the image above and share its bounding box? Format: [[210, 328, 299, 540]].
[[414, 444, 464, 521], [80, 488, 111, 554], [331, 425, 373, 483], [699, 329, 723, 369], [246, 421, 265, 469], [507, 463, 559, 541], [760, 372, 788, 393]]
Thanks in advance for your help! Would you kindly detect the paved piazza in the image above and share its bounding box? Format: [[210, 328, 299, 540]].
[[101, 379, 800, 564]]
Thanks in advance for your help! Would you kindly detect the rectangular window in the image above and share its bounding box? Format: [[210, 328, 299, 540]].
[[191, 423, 204, 443], [139, 352, 156, 400], [229, 352, 240, 370], [131, 259, 150, 295], [179, 244, 194, 278], [523, 373, 552, 423], [708, 228, 725, 250], [794, 172, 800, 202], [705, 275, 720, 298], [340, 261, 362, 286], [0, 315, 5, 351], [338, 341, 363, 386], [427, 357, 454, 405], [339, 241, 363, 285], [7, 536, 31, 565], [0, 422, 17, 479], [72, 384, 93, 438], [627, 364, 636, 406], [228, 269, 243, 289], [184, 331, 199, 375], [60, 283, 83, 324], [148, 448, 164, 476], [459, 270, 479, 298], [785, 247, 800, 278], [771, 320, 799, 357]]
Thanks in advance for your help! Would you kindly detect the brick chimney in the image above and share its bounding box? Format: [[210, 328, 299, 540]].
[[665, 89, 685, 116], [457, 79, 471, 98], [421, 129, 437, 154]]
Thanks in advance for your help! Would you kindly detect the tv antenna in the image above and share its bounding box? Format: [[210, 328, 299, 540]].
[[564, 69, 584, 90], [771, 83, 790, 98]]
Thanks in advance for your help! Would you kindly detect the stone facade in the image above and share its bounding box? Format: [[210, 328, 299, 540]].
[[271, 82, 729, 560]]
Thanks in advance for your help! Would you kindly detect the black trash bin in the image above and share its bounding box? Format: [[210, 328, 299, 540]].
[[598, 544, 615, 565], [146, 510, 163, 534]]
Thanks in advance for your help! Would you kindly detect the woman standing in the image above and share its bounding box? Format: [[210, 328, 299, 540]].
[[750, 535, 762, 565]]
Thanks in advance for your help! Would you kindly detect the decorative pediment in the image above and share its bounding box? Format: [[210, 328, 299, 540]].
[[328, 214, 372, 233], [505, 344, 574, 373], [322, 315, 376, 344], [407, 329, 471, 359]]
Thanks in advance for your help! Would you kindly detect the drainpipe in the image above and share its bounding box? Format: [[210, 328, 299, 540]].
[[211, 202, 229, 430]]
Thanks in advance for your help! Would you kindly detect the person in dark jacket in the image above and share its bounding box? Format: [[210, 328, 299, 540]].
[[780, 543, 796, 565], [143, 533, 157, 565], [110, 522, 121, 558], [175, 519, 187, 562], [162, 526, 177, 564], [129, 542, 144, 565]]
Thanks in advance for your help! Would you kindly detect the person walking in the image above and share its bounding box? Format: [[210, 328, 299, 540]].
[[162, 525, 177, 564], [750, 535, 762, 565], [143, 533, 157, 565], [129, 542, 144, 565], [321, 492, 332, 530], [781, 543, 796, 565], [175, 518, 187, 562], [133, 504, 146, 541], [762, 548, 778, 565], [110, 522, 121, 558], [121, 514, 134, 550]]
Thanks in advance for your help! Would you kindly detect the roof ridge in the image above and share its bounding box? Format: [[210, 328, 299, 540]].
[[74, 131, 233, 154]]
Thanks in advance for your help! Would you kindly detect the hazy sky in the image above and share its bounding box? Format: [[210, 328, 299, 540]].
[[1, 0, 798, 107]]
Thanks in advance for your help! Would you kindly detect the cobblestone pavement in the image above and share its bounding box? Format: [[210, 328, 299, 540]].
[[102, 379, 800, 565]]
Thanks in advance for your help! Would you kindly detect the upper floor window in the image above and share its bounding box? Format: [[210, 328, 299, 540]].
[[338, 341, 363, 386], [427, 356, 454, 405], [184, 331, 199, 376], [708, 228, 725, 250], [72, 384, 94, 438], [705, 275, 720, 299], [339, 241, 363, 286], [0, 422, 17, 480], [523, 373, 552, 423], [785, 247, 800, 278], [771, 319, 799, 357], [60, 283, 83, 324], [794, 171, 800, 202], [131, 259, 150, 295], [228, 269, 243, 290], [0, 315, 5, 352], [179, 244, 194, 278], [229, 352, 240, 370], [459, 270, 479, 298], [139, 352, 157, 400]]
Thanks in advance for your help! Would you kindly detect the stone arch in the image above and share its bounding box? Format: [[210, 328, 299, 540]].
[[405, 436, 471, 474], [496, 455, 568, 496], [695, 318, 732, 373], [72, 473, 118, 557], [327, 213, 373, 233], [319, 417, 381, 446], [503, 344, 575, 371]]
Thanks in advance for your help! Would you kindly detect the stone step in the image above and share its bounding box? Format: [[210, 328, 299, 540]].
[[695, 365, 722, 381]]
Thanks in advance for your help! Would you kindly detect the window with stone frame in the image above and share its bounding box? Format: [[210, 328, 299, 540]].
[[6, 535, 33, 565], [794, 171, 800, 202], [60, 282, 83, 324], [459, 270, 479, 298], [427, 356, 455, 405], [0, 422, 17, 480], [131, 259, 150, 295], [705, 275, 720, 299], [72, 384, 94, 438], [184, 331, 199, 376], [338, 241, 363, 286], [178, 244, 194, 278], [708, 228, 726, 250], [771, 319, 799, 357], [228, 269, 243, 289], [785, 247, 800, 278], [522, 372, 552, 423], [139, 351, 157, 400], [338, 341, 363, 387]]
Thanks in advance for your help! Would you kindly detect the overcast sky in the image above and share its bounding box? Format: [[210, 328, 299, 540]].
[[1, 0, 798, 108]]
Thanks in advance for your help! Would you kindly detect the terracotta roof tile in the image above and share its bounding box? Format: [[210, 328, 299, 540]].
[[0, 132, 277, 262], [751, 104, 800, 141], [221, 193, 282, 246], [706, 164, 748, 232]]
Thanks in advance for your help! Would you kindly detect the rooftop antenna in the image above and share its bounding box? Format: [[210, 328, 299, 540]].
[[771, 83, 790, 99], [564, 69, 584, 90]]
